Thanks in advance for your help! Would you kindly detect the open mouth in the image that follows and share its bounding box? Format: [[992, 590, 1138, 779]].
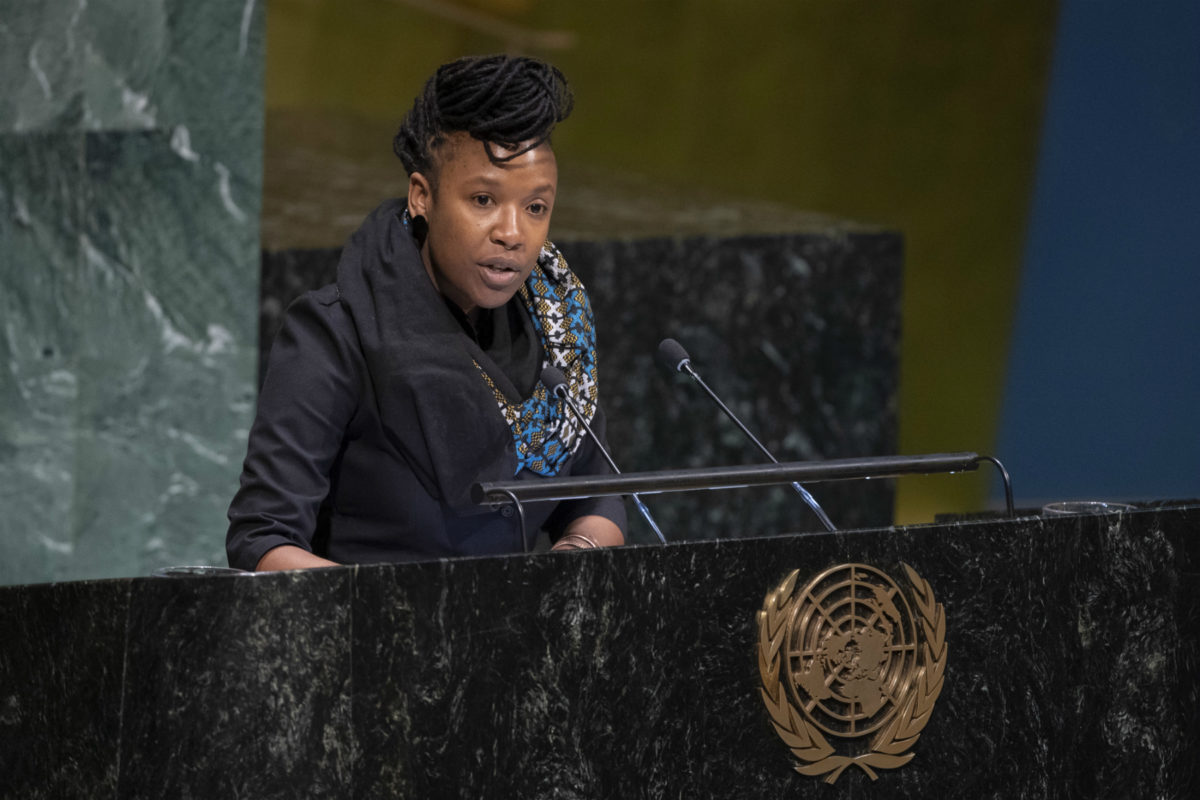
[[480, 258, 523, 274], [478, 259, 524, 289]]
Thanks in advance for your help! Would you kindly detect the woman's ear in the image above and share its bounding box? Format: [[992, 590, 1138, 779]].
[[408, 172, 432, 217]]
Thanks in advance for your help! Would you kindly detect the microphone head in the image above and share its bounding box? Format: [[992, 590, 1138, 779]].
[[540, 365, 570, 398], [656, 338, 691, 373]]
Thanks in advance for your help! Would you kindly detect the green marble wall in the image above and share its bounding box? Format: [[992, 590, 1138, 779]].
[[0, 1, 263, 585]]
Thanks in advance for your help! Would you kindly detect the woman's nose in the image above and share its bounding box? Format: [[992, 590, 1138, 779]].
[[490, 206, 523, 250]]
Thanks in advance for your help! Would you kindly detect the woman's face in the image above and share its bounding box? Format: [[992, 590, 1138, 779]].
[[408, 132, 558, 319]]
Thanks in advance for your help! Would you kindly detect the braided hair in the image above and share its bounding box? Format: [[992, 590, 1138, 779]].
[[393, 55, 574, 180]]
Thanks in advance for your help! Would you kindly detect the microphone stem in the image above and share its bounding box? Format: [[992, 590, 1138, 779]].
[[681, 363, 837, 533], [557, 393, 668, 544], [787, 481, 837, 533]]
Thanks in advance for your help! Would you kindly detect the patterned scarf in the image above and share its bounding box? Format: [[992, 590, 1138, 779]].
[[475, 243, 599, 476]]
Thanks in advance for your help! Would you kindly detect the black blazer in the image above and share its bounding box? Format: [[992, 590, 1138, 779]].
[[226, 201, 626, 570]]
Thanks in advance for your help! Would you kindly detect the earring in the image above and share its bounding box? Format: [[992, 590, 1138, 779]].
[[408, 212, 428, 244]]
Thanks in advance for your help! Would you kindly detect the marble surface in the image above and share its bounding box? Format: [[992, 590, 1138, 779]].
[[2, 505, 1196, 797], [562, 232, 901, 541], [0, 579, 130, 798], [0, 0, 262, 133], [118, 570, 354, 798], [0, 0, 264, 585], [260, 228, 901, 544]]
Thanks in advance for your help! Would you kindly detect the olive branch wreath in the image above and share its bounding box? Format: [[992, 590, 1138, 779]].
[[757, 563, 947, 784]]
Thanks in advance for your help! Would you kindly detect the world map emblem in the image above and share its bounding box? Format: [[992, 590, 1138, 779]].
[[757, 563, 947, 783]]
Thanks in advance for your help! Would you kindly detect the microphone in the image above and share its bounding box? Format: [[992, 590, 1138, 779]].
[[656, 338, 837, 532], [541, 366, 667, 544]]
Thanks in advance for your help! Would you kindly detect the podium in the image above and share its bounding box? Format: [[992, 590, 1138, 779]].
[[2, 502, 1197, 797]]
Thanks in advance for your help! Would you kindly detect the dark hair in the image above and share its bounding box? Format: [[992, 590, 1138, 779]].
[[392, 54, 574, 179]]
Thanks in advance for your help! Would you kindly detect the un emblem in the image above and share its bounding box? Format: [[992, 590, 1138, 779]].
[[757, 563, 947, 783]]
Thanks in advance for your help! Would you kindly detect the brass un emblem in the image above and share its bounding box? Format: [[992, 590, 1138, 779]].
[[757, 563, 947, 784]]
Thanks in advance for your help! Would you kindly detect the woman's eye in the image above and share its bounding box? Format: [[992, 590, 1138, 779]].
[[528, 202, 547, 215], [472, 195, 492, 207]]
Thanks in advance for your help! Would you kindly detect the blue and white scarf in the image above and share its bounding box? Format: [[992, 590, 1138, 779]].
[[475, 242, 599, 476]]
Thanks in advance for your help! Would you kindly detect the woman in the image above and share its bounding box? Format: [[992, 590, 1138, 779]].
[[226, 55, 627, 571]]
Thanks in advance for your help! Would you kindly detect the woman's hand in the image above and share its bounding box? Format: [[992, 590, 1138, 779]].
[[551, 515, 624, 551], [255, 545, 340, 571]]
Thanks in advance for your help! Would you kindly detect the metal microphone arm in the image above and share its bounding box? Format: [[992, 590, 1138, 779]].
[[542, 367, 668, 544], [658, 338, 836, 532]]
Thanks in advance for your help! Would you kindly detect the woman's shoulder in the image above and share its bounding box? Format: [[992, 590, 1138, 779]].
[[268, 283, 363, 369], [281, 283, 351, 331], [288, 282, 341, 311]]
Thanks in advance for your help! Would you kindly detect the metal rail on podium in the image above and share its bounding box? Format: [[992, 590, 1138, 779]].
[[473, 452, 1015, 519]]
